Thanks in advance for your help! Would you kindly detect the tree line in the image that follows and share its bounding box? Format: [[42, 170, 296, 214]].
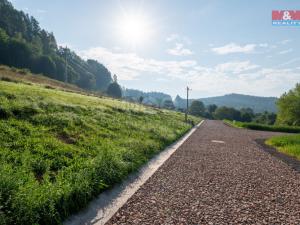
[[0, 0, 122, 97], [188, 83, 300, 127], [276, 83, 300, 126], [188, 100, 277, 125]]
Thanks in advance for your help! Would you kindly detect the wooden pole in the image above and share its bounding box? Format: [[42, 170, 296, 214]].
[[185, 86, 190, 123]]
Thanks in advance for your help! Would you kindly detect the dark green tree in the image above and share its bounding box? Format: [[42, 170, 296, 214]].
[[0, 0, 114, 92], [0, 28, 9, 64], [34, 55, 56, 77], [7, 39, 32, 68], [253, 111, 276, 125], [163, 99, 175, 110], [214, 106, 241, 121], [240, 108, 254, 122], [189, 100, 205, 117], [207, 104, 218, 114], [276, 83, 300, 126], [76, 72, 96, 90], [107, 82, 122, 98], [138, 96, 144, 104], [87, 59, 112, 91]]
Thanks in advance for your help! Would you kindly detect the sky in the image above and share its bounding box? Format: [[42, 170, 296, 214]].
[[10, 0, 300, 99]]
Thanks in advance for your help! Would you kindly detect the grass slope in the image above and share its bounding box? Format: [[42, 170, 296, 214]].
[[224, 120, 300, 133], [266, 135, 300, 160], [0, 80, 200, 225], [0, 65, 84, 93]]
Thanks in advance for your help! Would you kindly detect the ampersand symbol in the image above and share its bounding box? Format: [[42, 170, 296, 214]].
[[282, 11, 292, 20]]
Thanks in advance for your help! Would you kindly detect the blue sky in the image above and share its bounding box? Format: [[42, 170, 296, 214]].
[[11, 0, 300, 98]]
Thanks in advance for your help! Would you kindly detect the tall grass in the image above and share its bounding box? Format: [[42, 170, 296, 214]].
[[0, 80, 200, 225], [266, 135, 300, 160]]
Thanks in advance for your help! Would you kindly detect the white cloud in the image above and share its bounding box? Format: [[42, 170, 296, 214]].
[[166, 33, 192, 45], [80, 47, 197, 80], [167, 43, 194, 56], [187, 67, 299, 97], [215, 61, 260, 74], [278, 48, 293, 55], [166, 34, 179, 42], [279, 39, 291, 45], [274, 57, 300, 68], [211, 43, 257, 55], [80, 46, 300, 97], [259, 43, 269, 48]]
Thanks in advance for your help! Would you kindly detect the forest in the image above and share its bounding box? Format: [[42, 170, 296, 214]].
[[0, 0, 113, 92]]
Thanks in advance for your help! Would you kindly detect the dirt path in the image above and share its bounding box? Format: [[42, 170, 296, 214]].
[[107, 120, 300, 224]]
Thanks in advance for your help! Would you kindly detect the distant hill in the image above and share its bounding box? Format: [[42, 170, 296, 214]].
[[123, 88, 172, 106], [174, 93, 278, 113]]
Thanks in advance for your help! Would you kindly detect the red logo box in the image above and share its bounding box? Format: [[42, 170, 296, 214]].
[[272, 10, 300, 20]]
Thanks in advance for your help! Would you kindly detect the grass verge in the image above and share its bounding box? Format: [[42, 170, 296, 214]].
[[0, 80, 200, 225], [223, 119, 300, 133], [266, 135, 300, 160]]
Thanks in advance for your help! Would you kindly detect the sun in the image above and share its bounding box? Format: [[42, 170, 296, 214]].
[[117, 13, 153, 45]]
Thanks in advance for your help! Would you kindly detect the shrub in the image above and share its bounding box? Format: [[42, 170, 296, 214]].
[[30, 159, 48, 181], [1, 77, 19, 83], [0, 106, 12, 119], [18, 68, 30, 75]]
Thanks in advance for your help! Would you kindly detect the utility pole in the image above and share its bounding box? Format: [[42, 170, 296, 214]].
[[65, 46, 68, 83], [185, 86, 190, 123]]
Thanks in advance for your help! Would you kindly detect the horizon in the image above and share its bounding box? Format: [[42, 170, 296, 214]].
[[10, 0, 300, 99]]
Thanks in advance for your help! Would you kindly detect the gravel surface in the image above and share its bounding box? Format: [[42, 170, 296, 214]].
[[107, 120, 300, 225]]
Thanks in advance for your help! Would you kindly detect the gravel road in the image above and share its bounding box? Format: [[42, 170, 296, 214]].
[[107, 120, 300, 224]]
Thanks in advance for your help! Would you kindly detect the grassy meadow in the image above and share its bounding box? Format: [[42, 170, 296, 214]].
[[0, 79, 200, 225], [223, 120, 300, 133]]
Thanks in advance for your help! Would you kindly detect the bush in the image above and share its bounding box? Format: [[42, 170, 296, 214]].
[[276, 83, 300, 126], [11, 105, 40, 119], [0, 106, 12, 119], [107, 82, 122, 98], [18, 68, 30, 75], [30, 159, 48, 181], [1, 77, 19, 83]]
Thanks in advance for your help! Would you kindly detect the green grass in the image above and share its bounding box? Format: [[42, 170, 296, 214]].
[[223, 119, 300, 133], [0, 65, 83, 93], [266, 135, 300, 160], [0, 80, 200, 225]]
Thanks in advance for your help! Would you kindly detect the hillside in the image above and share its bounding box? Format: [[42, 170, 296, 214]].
[[174, 93, 278, 113], [0, 79, 199, 225], [0, 0, 112, 91]]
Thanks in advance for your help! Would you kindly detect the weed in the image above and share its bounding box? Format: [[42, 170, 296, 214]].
[[266, 134, 300, 160]]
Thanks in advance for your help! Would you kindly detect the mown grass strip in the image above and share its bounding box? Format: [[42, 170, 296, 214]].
[[223, 120, 300, 133]]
